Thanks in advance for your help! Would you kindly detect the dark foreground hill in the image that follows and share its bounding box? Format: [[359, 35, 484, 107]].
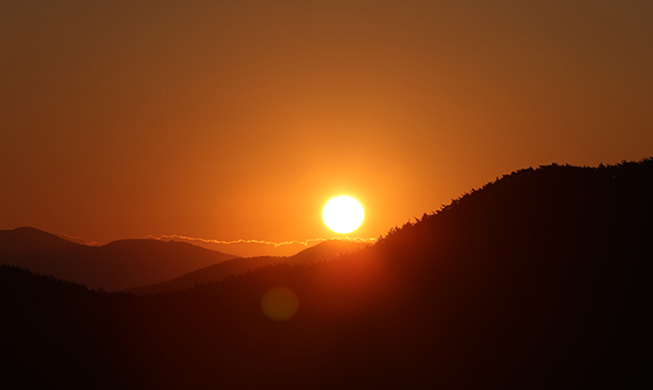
[[0, 228, 238, 290], [1, 159, 651, 389], [127, 239, 370, 295]]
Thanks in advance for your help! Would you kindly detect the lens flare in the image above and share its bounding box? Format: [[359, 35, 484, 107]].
[[261, 286, 300, 321]]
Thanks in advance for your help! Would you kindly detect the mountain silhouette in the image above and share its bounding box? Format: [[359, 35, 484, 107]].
[[1, 159, 650, 389], [126, 239, 370, 295], [0, 228, 239, 291]]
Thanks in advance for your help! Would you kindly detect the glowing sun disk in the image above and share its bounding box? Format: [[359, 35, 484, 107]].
[[323, 196, 364, 233]]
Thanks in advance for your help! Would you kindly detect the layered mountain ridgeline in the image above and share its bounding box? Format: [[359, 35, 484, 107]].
[[1, 159, 651, 389], [127, 239, 370, 295], [0, 228, 239, 291]]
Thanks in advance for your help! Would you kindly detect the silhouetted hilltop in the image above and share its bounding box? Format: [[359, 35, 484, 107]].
[[1, 159, 650, 389], [285, 239, 369, 264], [127, 239, 369, 295], [0, 226, 85, 252], [0, 228, 239, 290]]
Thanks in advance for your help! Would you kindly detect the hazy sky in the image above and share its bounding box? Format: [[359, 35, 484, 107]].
[[2, 0, 652, 255]]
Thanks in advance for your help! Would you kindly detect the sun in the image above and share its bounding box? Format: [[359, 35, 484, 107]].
[[323, 196, 365, 234]]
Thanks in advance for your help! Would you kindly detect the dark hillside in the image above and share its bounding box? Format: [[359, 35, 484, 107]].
[[364, 160, 652, 387], [1, 159, 650, 389], [0, 266, 130, 388]]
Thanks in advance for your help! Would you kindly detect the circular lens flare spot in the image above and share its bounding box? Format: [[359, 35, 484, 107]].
[[323, 196, 364, 233], [261, 287, 299, 321]]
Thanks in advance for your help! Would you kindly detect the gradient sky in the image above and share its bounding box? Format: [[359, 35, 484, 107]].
[[2, 0, 652, 255]]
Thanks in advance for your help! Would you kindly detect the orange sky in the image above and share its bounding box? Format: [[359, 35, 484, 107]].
[[1, 1, 652, 256]]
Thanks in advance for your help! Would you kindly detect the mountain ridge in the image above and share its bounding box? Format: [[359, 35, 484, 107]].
[[126, 239, 370, 294], [0, 228, 240, 291]]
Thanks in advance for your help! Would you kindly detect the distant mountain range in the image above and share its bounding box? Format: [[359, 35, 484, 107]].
[[0, 227, 239, 291], [126, 239, 369, 295], [0, 227, 369, 292], [1, 159, 651, 388]]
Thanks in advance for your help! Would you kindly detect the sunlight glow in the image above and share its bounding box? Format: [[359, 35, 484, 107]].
[[323, 196, 365, 234]]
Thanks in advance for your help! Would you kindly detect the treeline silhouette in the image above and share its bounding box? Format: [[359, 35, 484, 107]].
[[1, 159, 651, 389]]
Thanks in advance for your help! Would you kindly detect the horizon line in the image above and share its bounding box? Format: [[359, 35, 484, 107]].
[[45, 229, 377, 248], [145, 234, 378, 248]]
